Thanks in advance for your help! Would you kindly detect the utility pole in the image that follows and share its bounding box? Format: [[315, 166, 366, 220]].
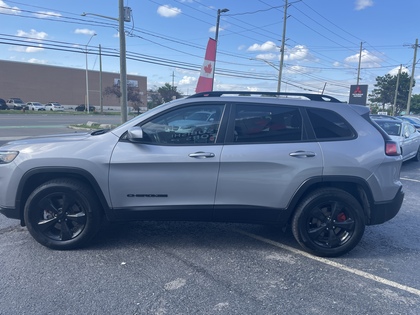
[[357, 42, 363, 85], [407, 38, 418, 115], [99, 44, 103, 114], [214, 8, 229, 91], [119, 0, 128, 123], [171, 71, 175, 88], [278, 0, 288, 93], [393, 64, 402, 116]]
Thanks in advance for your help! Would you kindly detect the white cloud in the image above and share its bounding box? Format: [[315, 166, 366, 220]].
[[388, 66, 409, 76], [286, 65, 315, 75], [179, 76, 196, 85], [157, 5, 181, 17], [34, 11, 61, 18], [17, 29, 48, 40], [0, 0, 20, 14], [247, 41, 278, 52], [74, 29, 96, 36], [255, 53, 277, 60], [9, 45, 44, 53], [12, 29, 47, 53], [344, 50, 381, 68], [28, 58, 47, 64], [26, 45, 44, 53], [285, 45, 310, 61], [355, 0, 373, 10]]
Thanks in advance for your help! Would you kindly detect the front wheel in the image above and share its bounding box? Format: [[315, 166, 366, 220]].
[[24, 178, 102, 250], [292, 188, 365, 257]]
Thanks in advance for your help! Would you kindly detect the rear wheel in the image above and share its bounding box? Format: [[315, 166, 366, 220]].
[[292, 188, 365, 257], [24, 178, 102, 250]]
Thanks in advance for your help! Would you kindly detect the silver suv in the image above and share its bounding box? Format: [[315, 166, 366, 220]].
[[0, 91, 404, 257]]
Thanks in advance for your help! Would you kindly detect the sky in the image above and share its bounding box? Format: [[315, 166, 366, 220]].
[[1, 0, 420, 102]]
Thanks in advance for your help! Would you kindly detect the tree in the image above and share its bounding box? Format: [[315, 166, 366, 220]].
[[147, 84, 183, 109], [368, 73, 413, 115], [147, 89, 163, 109], [104, 84, 144, 114], [410, 94, 420, 114], [158, 83, 183, 103]]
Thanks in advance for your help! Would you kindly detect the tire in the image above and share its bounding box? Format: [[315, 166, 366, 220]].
[[24, 178, 102, 250], [292, 188, 365, 257]]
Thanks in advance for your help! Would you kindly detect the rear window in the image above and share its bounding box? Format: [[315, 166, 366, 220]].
[[307, 108, 355, 140], [232, 104, 302, 143]]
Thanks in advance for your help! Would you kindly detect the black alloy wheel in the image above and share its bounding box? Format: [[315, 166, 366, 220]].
[[24, 178, 102, 249], [292, 188, 365, 257]]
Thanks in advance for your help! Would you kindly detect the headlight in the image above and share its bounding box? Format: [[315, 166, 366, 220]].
[[0, 151, 19, 164]]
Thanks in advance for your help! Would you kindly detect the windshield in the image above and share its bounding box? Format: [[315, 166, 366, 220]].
[[376, 121, 401, 136]]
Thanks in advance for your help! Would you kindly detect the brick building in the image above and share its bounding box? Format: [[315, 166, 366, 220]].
[[0, 60, 147, 109]]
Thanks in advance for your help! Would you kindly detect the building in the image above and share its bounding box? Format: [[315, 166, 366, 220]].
[[0, 60, 147, 110]]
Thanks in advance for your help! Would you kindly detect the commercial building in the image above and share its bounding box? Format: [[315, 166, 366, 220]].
[[0, 60, 147, 110]]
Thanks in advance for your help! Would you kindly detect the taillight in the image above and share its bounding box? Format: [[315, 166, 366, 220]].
[[385, 140, 400, 156]]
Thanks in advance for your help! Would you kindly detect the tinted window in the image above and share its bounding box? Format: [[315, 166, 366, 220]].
[[233, 104, 302, 143], [141, 104, 224, 145], [307, 108, 354, 139]]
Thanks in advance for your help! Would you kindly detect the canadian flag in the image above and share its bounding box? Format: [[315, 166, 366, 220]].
[[195, 38, 217, 93]]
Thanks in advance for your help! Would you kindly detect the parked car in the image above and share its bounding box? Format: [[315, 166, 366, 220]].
[[0, 91, 405, 257], [6, 98, 26, 110], [396, 116, 420, 131], [26, 102, 45, 111], [75, 104, 95, 112], [45, 102, 65, 111], [373, 118, 420, 161], [0, 98, 7, 110], [369, 114, 401, 121]]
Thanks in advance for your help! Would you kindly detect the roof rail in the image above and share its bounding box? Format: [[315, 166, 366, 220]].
[[187, 91, 342, 103]]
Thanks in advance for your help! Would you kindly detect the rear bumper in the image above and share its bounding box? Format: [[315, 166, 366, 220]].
[[369, 187, 404, 225]]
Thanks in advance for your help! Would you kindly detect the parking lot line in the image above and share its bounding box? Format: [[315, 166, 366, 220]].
[[233, 228, 420, 297], [401, 177, 420, 183]]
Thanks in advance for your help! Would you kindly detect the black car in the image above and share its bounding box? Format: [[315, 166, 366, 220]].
[[75, 104, 95, 112], [0, 98, 7, 110]]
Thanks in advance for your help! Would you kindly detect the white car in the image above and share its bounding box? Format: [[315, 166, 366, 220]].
[[374, 118, 420, 161], [45, 102, 65, 111], [27, 102, 45, 111]]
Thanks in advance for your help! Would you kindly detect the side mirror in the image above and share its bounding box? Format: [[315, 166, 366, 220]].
[[127, 126, 144, 142]]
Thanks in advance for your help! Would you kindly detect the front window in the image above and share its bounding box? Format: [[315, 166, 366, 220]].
[[140, 104, 225, 145]]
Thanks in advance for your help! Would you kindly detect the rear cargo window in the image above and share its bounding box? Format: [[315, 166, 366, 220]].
[[307, 108, 355, 140]]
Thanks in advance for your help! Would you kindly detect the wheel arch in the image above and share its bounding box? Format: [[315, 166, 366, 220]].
[[284, 176, 374, 226], [16, 167, 110, 226]]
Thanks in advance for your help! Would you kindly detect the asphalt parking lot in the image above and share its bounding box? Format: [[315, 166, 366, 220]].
[[1, 113, 420, 314]]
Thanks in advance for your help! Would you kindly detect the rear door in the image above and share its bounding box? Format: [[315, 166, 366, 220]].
[[214, 103, 323, 222]]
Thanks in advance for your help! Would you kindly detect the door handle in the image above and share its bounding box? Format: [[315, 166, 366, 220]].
[[189, 152, 215, 159], [289, 150, 316, 158]]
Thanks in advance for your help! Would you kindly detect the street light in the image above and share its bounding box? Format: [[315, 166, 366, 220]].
[[81, 0, 129, 123], [85, 33, 96, 114]]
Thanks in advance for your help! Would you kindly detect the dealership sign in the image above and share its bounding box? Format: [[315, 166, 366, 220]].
[[349, 85, 368, 105]]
